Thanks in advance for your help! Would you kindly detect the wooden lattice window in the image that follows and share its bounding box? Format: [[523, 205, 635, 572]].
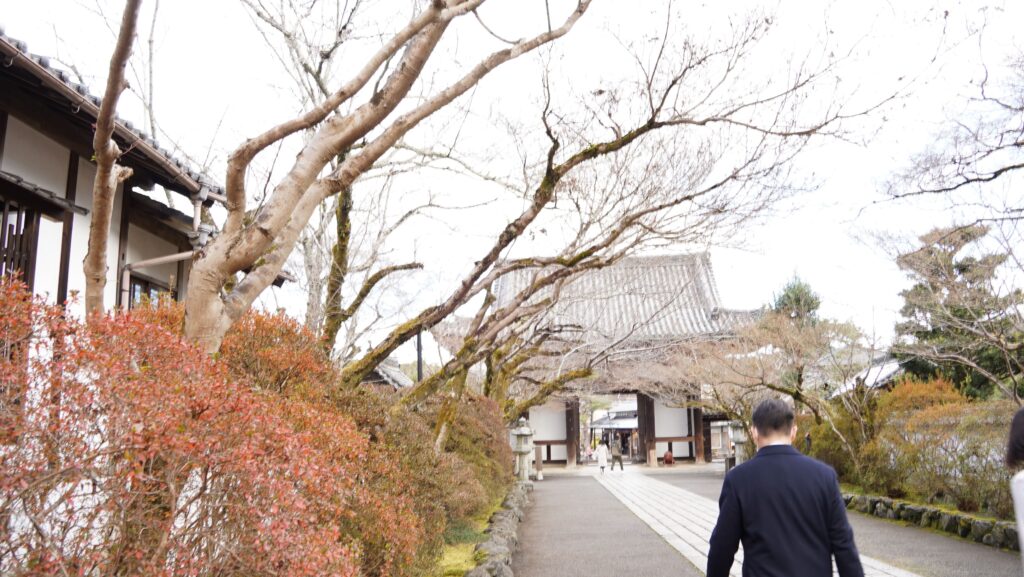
[[128, 274, 170, 309], [0, 196, 40, 290]]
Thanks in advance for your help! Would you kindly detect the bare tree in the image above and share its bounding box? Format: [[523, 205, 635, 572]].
[[332, 0, 889, 392], [673, 310, 863, 424], [889, 45, 1024, 223], [82, 0, 143, 315], [181, 1, 595, 354]]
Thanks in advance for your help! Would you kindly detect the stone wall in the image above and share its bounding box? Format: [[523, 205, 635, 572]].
[[466, 481, 532, 577], [843, 493, 1019, 551]]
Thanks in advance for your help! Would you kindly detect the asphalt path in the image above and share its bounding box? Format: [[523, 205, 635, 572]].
[[657, 468, 1021, 577], [512, 474, 703, 577]]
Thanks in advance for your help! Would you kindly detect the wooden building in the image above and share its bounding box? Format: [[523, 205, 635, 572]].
[[0, 30, 254, 311], [494, 254, 756, 467]]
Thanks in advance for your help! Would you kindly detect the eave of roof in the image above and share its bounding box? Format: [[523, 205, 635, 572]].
[[0, 28, 224, 203], [0, 170, 88, 215]]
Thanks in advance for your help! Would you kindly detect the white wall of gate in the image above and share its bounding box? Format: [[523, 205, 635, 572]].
[[654, 401, 691, 458], [529, 400, 568, 461]]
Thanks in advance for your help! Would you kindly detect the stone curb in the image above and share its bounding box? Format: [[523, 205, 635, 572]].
[[842, 492, 1019, 551], [465, 481, 533, 577]]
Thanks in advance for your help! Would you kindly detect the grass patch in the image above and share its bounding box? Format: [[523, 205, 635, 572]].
[[444, 519, 490, 546], [432, 496, 506, 577], [840, 483, 865, 495], [434, 543, 486, 577]]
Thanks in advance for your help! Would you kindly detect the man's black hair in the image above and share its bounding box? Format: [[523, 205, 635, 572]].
[[751, 398, 795, 437]]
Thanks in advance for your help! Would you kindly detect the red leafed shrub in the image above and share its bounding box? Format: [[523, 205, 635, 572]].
[[0, 280, 387, 577], [220, 311, 335, 395], [217, 311, 430, 577]]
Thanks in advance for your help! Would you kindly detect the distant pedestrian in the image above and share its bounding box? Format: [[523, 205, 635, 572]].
[[804, 431, 812, 453], [596, 440, 609, 474], [707, 399, 863, 577], [1005, 407, 1024, 559], [610, 439, 624, 471], [663, 449, 675, 466]]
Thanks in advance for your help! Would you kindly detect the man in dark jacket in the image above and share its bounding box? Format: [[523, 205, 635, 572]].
[[707, 399, 864, 577]]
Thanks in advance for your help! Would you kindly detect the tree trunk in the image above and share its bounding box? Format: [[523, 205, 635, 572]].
[[432, 369, 468, 456], [320, 183, 352, 351], [83, 0, 143, 316]]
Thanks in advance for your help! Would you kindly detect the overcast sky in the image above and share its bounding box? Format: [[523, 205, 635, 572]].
[[5, 0, 1023, 360]]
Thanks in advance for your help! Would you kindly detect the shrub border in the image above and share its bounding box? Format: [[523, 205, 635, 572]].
[[464, 482, 532, 577], [842, 493, 1019, 551]]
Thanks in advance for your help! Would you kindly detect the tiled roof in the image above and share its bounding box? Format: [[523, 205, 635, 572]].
[[0, 170, 87, 215], [493, 253, 757, 343], [829, 357, 904, 398], [0, 27, 222, 200], [363, 358, 414, 390]]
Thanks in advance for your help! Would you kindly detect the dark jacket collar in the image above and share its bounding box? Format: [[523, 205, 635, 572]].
[[755, 444, 800, 457]]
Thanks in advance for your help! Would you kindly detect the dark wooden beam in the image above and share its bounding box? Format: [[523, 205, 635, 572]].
[[0, 177, 69, 219], [115, 184, 131, 309], [687, 406, 696, 461], [565, 398, 579, 468], [23, 210, 40, 292], [0, 110, 8, 164], [56, 152, 78, 306], [653, 435, 696, 443], [636, 392, 656, 465], [693, 407, 707, 464]]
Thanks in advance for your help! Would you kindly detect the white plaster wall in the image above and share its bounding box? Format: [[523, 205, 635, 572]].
[[654, 401, 689, 437], [63, 158, 94, 316], [547, 445, 568, 461], [529, 400, 566, 442], [33, 215, 63, 301], [125, 225, 178, 285], [63, 161, 122, 316], [654, 401, 691, 458], [655, 441, 692, 458], [2, 117, 68, 195]]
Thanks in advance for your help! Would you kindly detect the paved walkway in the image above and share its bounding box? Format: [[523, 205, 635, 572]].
[[513, 465, 1021, 577], [655, 470, 1021, 577], [597, 471, 918, 577], [511, 473, 702, 577]]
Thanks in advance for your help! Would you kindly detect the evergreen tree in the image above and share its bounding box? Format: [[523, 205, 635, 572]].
[[773, 276, 821, 321], [895, 225, 1024, 400]]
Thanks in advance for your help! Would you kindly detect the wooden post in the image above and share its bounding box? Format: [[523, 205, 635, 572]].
[[693, 407, 706, 464], [565, 398, 579, 468], [702, 414, 713, 463], [534, 445, 544, 480], [637, 393, 656, 466]]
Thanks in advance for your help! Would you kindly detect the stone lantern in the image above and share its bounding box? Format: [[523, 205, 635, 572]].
[[511, 417, 535, 485], [730, 420, 750, 465]]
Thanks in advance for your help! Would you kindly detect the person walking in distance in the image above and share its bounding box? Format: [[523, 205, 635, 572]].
[[1006, 407, 1024, 560], [596, 440, 609, 474], [707, 399, 863, 577], [610, 437, 624, 471]]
